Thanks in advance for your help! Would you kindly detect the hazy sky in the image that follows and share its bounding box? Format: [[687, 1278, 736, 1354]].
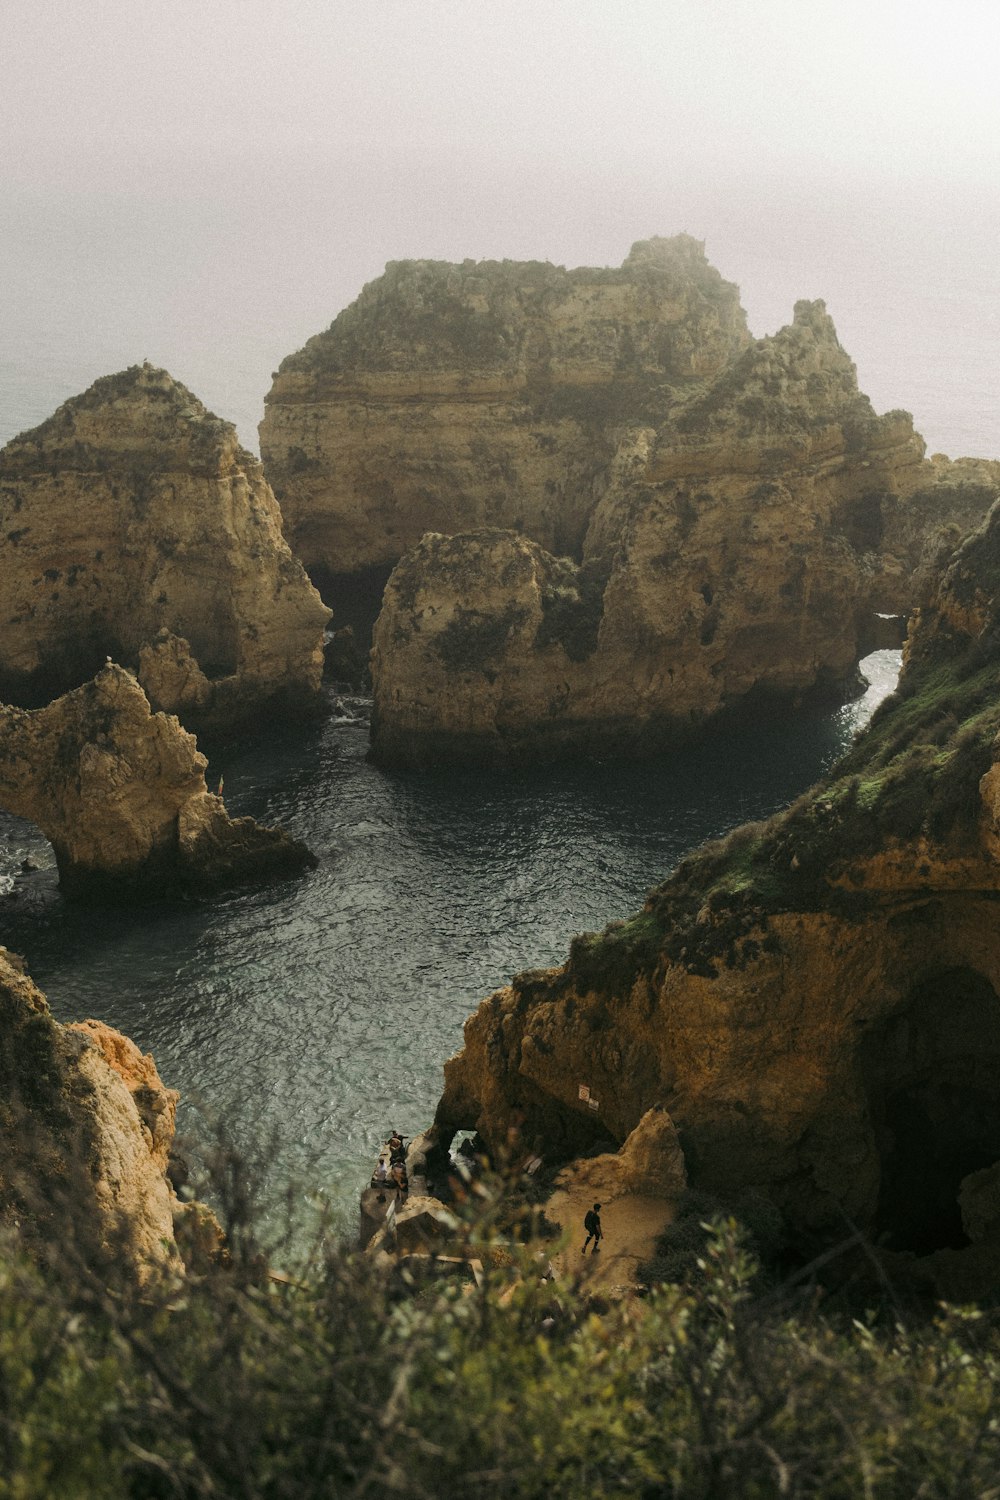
[[6, 0, 1000, 193], [3, 0, 999, 453]]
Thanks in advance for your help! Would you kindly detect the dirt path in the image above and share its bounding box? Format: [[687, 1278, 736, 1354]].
[[544, 1159, 676, 1294]]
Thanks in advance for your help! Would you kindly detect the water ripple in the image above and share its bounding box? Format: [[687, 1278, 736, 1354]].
[[0, 652, 900, 1232]]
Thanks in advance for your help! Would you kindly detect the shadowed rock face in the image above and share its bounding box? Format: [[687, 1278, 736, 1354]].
[[0, 665, 315, 899], [370, 300, 949, 766], [0, 947, 195, 1277], [434, 502, 1000, 1294], [0, 364, 330, 733], [260, 236, 753, 580]]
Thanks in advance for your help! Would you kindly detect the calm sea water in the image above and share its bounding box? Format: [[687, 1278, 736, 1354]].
[[0, 654, 899, 1232]]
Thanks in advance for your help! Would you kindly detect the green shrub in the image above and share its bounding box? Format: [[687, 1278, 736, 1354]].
[[7, 1163, 1000, 1497]]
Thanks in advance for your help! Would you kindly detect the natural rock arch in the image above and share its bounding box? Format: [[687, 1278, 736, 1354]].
[[0, 665, 315, 899]]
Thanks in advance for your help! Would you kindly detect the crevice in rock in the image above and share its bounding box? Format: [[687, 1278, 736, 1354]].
[[857, 611, 907, 655], [862, 967, 1000, 1254], [310, 562, 395, 654]]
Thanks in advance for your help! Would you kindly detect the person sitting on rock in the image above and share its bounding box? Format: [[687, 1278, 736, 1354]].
[[373, 1158, 388, 1185], [388, 1131, 407, 1164], [582, 1203, 603, 1255], [391, 1161, 408, 1194]]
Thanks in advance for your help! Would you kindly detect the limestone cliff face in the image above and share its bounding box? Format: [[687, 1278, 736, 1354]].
[[435, 504, 1000, 1287], [903, 488, 1000, 656], [0, 947, 186, 1275], [371, 302, 932, 766], [0, 364, 330, 730], [260, 236, 751, 576], [0, 664, 315, 898], [877, 455, 1000, 615]]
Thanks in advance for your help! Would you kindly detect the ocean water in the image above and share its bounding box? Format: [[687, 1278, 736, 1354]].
[[0, 654, 899, 1233]]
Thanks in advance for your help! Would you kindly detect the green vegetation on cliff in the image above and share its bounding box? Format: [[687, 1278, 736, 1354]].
[[565, 513, 1000, 994]]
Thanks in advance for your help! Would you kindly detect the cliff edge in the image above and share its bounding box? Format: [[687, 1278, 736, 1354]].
[[0, 947, 208, 1277]]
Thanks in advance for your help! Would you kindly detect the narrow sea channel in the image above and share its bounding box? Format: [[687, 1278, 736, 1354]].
[[0, 651, 900, 1236]]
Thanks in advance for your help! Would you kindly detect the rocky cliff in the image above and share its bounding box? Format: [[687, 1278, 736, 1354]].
[[0, 664, 314, 898], [0, 364, 330, 732], [260, 236, 752, 584], [370, 300, 945, 766], [0, 946, 199, 1276], [435, 500, 1000, 1293]]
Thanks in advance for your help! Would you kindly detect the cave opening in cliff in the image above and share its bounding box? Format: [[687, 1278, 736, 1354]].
[[863, 966, 1000, 1255], [309, 563, 395, 676]]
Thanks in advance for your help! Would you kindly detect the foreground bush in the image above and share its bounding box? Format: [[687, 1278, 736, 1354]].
[[3, 1205, 1000, 1499]]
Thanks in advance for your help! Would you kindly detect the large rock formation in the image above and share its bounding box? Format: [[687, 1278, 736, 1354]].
[[0, 947, 197, 1276], [370, 299, 946, 765], [0, 664, 314, 898], [264, 238, 1000, 763], [262, 238, 1000, 764], [0, 364, 330, 732], [435, 500, 1000, 1292], [260, 236, 752, 587]]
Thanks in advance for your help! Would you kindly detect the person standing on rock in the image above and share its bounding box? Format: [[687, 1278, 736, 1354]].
[[582, 1203, 603, 1255]]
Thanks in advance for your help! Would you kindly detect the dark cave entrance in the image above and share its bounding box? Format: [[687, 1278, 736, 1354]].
[[309, 562, 395, 644], [308, 562, 396, 688], [857, 610, 907, 657], [862, 967, 1000, 1255]]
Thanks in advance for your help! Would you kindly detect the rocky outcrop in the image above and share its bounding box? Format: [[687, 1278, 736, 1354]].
[[0, 947, 193, 1276], [371, 300, 937, 766], [0, 664, 315, 898], [263, 238, 997, 765], [434, 501, 1000, 1291], [877, 455, 1000, 615], [260, 236, 752, 581], [0, 364, 330, 731]]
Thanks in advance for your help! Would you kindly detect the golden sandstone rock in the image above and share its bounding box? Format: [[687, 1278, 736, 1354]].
[[264, 238, 1000, 768], [434, 502, 1000, 1294], [261, 236, 751, 579], [0, 947, 190, 1277], [0, 664, 314, 897], [369, 299, 940, 765], [0, 364, 330, 733]]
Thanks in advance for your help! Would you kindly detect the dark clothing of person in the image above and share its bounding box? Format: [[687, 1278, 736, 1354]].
[[582, 1208, 603, 1254]]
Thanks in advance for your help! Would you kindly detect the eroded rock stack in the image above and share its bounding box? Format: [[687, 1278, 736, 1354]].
[[0, 364, 330, 732], [260, 236, 751, 582], [0, 664, 314, 898], [370, 298, 935, 765], [434, 500, 1000, 1295], [264, 238, 1000, 766]]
